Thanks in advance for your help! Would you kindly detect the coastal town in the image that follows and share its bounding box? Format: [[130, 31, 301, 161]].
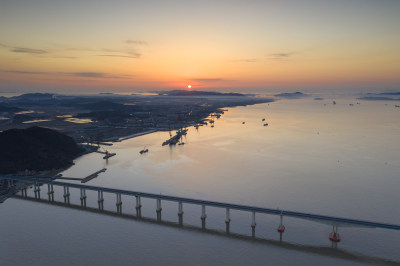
[[0, 90, 274, 175], [0, 91, 273, 144]]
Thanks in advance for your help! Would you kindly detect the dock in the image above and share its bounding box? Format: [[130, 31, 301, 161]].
[[103, 153, 116, 159], [162, 129, 188, 146], [81, 168, 107, 183], [96, 150, 116, 159]]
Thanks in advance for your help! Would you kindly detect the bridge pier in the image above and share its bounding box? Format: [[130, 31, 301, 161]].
[[201, 205, 207, 230], [156, 199, 162, 222], [329, 225, 341, 243], [135, 196, 142, 218], [277, 214, 285, 233], [116, 193, 122, 214], [63, 186, 70, 204], [225, 208, 231, 234], [80, 188, 87, 207], [34, 183, 40, 199], [47, 184, 54, 202], [98, 191, 104, 210], [251, 211, 256, 238], [21, 188, 27, 197], [178, 201, 184, 226]]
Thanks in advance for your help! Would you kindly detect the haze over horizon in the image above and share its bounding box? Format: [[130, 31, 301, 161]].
[[1, 0, 400, 94]]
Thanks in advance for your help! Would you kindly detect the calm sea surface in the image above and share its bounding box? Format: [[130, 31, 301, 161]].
[[1, 98, 400, 265]]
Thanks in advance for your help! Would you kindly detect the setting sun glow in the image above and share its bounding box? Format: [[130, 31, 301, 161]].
[[0, 1, 399, 93]]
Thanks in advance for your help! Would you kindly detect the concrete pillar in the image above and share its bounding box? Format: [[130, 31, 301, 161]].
[[22, 187, 27, 197], [329, 225, 341, 244], [156, 199, 162, 222], [201, 205, 207, 229], [225, 208, 231, 234], [34, 183, 40, 199], [330, 225, 340, 246], [47, 184, 54, 201], [277, 214, 285, 233], [135, 196, 142, 218], [178, 201, 184, 226], [63, 186, 70, 204], [98, 190, 104, 210], [80, 188, 87, 207], [251, 211, 256, 238], [116, 193, 122, 214]]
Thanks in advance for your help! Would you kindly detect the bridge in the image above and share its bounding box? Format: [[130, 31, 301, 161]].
[[1, 175, 400, 243]]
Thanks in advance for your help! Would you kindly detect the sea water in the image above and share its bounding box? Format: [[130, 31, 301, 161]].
[[1, 98, 399, 265]]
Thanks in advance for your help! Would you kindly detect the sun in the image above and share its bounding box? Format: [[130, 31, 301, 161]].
[[187, 85, 192, 89]]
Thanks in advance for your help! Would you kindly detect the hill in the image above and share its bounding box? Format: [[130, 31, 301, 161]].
[[0, 127, 84, 174]]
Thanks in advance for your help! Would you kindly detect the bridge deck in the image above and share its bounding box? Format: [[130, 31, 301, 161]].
[[2, 175, 400, 231]]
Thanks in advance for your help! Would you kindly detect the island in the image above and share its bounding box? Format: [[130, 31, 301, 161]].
[[274, 92, 310, 99]]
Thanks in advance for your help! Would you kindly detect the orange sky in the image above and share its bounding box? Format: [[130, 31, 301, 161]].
[[1, 0, 400, 93]]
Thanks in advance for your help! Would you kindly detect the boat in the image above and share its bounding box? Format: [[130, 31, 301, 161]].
[[139, 147, 148, 154]]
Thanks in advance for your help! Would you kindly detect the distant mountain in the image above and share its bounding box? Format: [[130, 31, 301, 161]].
[[357, 96, 400, 101], [358, 92, 400, 101], [370, 92, 400, 96], [274, 92, 310, 99], [12, 93, 56, 100], [0, 127, 84, 174], [158, 90, 245, 97]]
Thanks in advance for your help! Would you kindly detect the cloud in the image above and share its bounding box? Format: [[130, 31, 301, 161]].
[[1, 43, 142, 59], [3, 70, 46, 74], [232, 58, 258, 63], [192, 78, 234, 83], [126, 40, 147, 45], [2, 70, 129, 79], [0, 43, 49, 55], [99, 48, 141, 58], [268, 52, 296, 60], [193, 78, 224, 82], [69, 72, 132, 79], [11, 47, 48, 54], [97, 53, 141, 59], [71, 72, 109, 78]]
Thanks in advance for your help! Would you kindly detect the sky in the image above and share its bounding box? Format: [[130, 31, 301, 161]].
[[0, 0, 400, 94]]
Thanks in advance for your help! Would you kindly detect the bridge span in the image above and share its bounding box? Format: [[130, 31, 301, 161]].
[[1, 175, 400, 243]]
